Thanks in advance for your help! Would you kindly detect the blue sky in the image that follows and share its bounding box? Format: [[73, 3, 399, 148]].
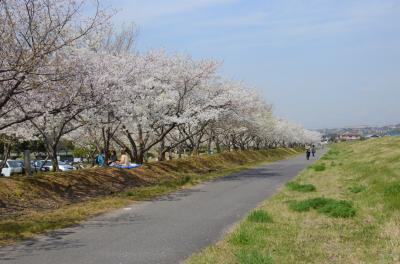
[[104, 0, 400, 129]]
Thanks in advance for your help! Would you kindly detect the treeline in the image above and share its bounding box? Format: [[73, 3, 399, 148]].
[[0, 0, 320, 171]]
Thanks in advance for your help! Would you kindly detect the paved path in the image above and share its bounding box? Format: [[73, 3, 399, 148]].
[[0, 150, 326, 264]]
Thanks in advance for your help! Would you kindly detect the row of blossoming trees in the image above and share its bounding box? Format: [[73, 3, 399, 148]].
[[0, 0, 321, 171]]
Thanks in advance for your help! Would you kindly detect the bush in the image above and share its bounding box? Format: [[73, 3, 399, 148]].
[[289, 197, 356, 218], [286, 182, 316, 192], [235, 249, 274, 264], [178, 175, 192, 185], [125, 191, 134, 197], [247, 210, 273, 223]]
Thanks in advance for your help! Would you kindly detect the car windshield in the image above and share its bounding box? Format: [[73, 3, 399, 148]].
[[43, 161, 67, 166], [7, 160, 21, 168], [39, 161, 52, 166]]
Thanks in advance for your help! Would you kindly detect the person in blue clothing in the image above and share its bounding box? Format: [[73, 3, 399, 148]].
[[311, 144, 316, 157], [96, 149, 106, 167]]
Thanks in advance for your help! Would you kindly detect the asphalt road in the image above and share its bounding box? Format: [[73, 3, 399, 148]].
[[0, 150, 325, 264]]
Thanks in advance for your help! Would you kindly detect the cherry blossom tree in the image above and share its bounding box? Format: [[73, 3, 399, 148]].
[[14, 48, 104, 171], [0, 2, 322, 168], [0, 0, 107, 132], [112, 51, 223, 163]]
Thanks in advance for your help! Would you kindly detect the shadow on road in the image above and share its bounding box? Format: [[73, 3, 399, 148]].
[[0, 230, 84, 261]]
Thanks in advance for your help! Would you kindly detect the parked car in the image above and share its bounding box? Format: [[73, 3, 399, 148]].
[[0, 160, 23, 177], [57, 161, 76, 171], [32, 160, 50, 172], [15, 159, 31, 174], [33, 160, 75, 172]]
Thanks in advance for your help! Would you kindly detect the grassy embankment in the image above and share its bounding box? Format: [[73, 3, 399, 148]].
[[0, 148, 301, 246], [187, 137, 400, 264]]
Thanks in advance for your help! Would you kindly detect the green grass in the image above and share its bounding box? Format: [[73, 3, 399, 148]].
[[311, 163, 326, 171], [286, 182, 316, 192], [0, 148, 301, 246], [186, 137, 400, 264], [229, 228, 254, 246], [316, 200, 356, 218], [384, 182, 400, 210], [320, 149, 340, 160], [247, 210, 273, 223], [289, 197, 356, 218], [288, 197, 331, 212], [235, 250, 274, 264], [348, 185, 366, 193]]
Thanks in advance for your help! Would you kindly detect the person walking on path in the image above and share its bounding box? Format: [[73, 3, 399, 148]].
[[311, 144, 316, 157], [305, 145, 311, 160]]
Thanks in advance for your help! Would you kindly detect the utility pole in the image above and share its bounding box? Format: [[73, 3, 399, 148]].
[[24, 150, 32, 176]]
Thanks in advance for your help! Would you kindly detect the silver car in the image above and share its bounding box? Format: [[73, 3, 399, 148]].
[[34, 160, 75, 172]]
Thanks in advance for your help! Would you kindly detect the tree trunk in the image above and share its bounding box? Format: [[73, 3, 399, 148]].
[[239, 143, 245, 151], [192, 132, 204, 156], [191, 145, 199, 156], [123, 129, 138, 162], [207, 137, 212, 155], [137, 151, 144, 164], [215, 137, 221, 153], [136, 124, 145, 164], [0, 142, 11, 169], [90, 151, 97, 167], [231, 135, 238, 151], [158, 138, 166, 161], [102, 127, 112, 166], [168, 147, 173, 160], [178, 144, 183, 159], [51, 145, 60, 172]]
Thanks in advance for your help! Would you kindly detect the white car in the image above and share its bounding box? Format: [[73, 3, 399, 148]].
[[1, 160, 23, 177], [34, 160, 75, 172], [58, 161, 76, 171]]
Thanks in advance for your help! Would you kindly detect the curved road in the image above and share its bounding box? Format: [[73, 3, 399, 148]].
[[0, 150, 325, 264]]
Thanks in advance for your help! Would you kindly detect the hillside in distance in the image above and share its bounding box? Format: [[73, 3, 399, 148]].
[[318, 123, 400, 137]]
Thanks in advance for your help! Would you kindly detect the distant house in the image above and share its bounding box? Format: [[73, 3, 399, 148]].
[[340, 132, 361, 141]]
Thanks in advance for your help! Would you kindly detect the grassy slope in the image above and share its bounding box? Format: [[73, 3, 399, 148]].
[[0, 148, 300, 246], [187, 137, 400, 264]]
